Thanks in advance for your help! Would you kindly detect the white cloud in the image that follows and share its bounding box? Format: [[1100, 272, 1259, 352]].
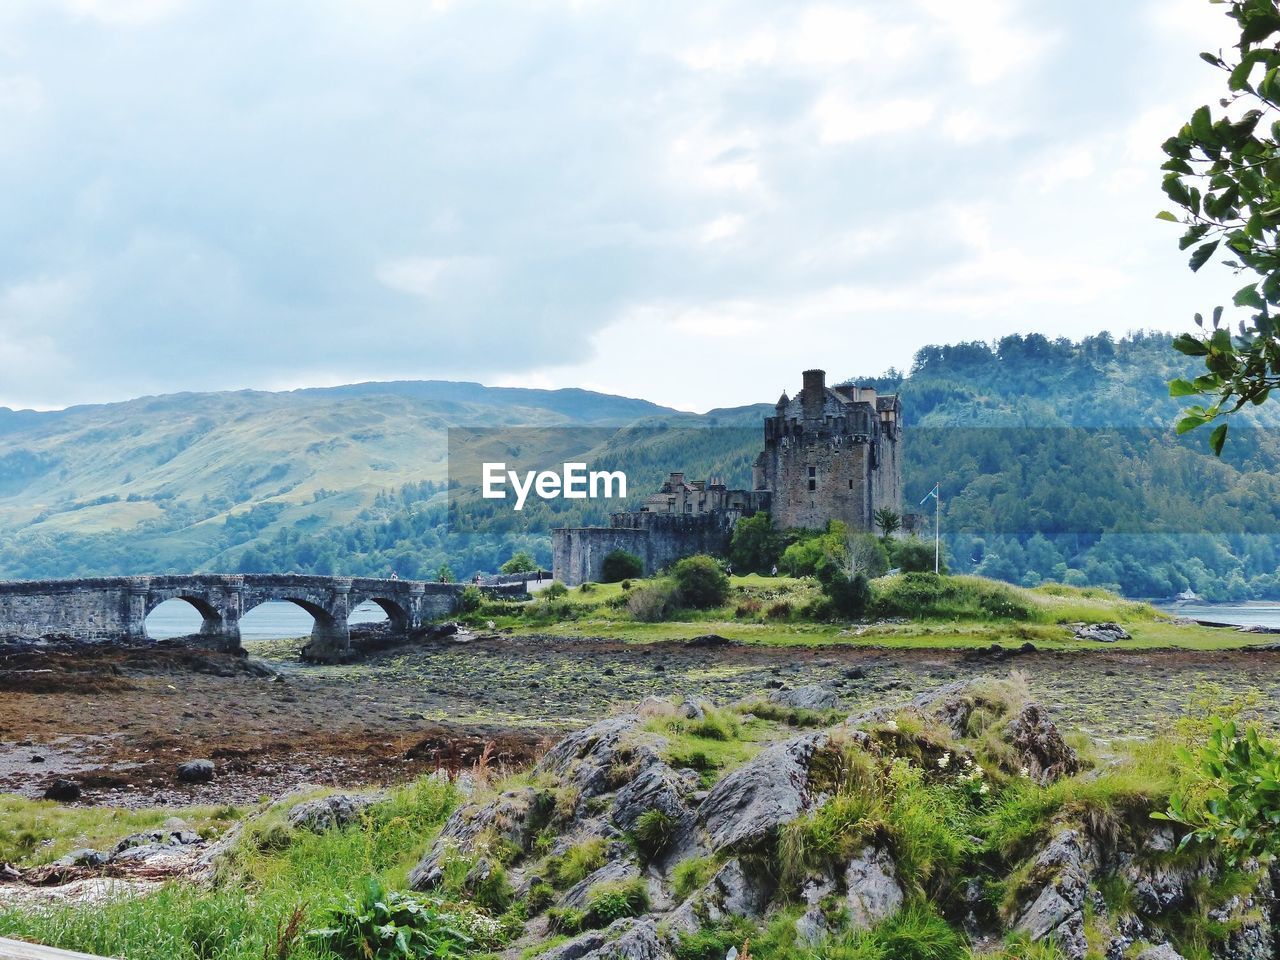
[[375, 257, 494, 299], [57, 0, 188, 25], [698, 213, 746, 244], [813, 94, 936, 143]]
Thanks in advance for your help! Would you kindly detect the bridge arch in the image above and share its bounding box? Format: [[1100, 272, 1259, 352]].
[[349, 594, 411, 633], [143, 592, 233, 646]]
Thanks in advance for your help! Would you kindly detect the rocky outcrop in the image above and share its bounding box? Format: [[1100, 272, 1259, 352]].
[[1075, 622, 1131, 643], [697, 731, 829, 854], [768, 683, 840, 710], [287, 792, 385, 832], [1005, 703, 1084, 785]]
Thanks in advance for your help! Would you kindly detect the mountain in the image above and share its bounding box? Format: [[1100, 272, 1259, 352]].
[[4, 330, 1280, 601]]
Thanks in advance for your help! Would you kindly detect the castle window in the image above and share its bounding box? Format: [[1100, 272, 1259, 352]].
[[808, 465, 816, 492], [848, 478, 853, 489]]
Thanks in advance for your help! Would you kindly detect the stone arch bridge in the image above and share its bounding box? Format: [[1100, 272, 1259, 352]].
[[0, 574, 518, 662]]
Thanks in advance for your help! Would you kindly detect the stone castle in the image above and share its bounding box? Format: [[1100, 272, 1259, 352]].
[[551, 369, 901, 585]]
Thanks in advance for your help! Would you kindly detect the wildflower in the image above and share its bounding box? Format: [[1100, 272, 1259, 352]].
[[1020, 765, 1031, 778], [978, 782, 990, 795], [937, 752, 951, 769], [884, 719, 899, 732]]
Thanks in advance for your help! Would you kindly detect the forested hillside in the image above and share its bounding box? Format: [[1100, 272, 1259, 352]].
[[3, 331, 1280, 599]]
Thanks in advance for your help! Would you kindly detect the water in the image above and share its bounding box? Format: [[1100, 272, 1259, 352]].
[[145, 599, 390, 641], [1159, 602, 1280, 629]]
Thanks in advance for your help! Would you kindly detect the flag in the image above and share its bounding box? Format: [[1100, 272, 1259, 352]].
[[919, 482, 939, 506]]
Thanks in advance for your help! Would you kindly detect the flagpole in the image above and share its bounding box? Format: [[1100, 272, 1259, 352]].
[[934, 481, 940, 575]]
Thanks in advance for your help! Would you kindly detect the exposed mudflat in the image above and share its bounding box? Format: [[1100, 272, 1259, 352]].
[[4, 632, 1280, 806]]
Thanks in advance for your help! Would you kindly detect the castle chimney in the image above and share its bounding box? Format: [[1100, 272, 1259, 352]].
[[802, 369, 826, 419]]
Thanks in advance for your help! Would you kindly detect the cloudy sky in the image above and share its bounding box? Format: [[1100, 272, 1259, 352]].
[[0, 0, 1245, 412]]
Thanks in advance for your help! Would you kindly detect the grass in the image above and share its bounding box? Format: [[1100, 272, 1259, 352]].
[[0, 795, 244, 866], [0, 777, 460, 960], [472, 574, 1259, 652]]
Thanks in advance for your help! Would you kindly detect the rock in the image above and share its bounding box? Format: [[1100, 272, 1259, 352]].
[[409, 785, 551, 890], [844, 845, 904, 929], [667, 857, 776, 939], [288, 793, 383, 832], [53, 847, 108, 868], [43, 778, 80, 802], [540, 917, 667, 960], [610, 761, 697, 866], [698, 731, 829, 854], [687, 634, 732, 647], [794, 907, 831, 945], [1005, 703, 1084, 785], [560, 858, 640, 910], [1134, 946, 1184, 960], [768, 683, 839, 710], [533, 714, 645, 798], [1012, 829, 1095, 960], [176, 759, 216, 783], [1075, 622, 1130, 643]]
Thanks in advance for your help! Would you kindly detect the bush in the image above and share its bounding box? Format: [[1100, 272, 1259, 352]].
[[821, 570, 872, 619], [892, 537, 946, 574], [543, 581, 569, 598], [671, 555, 730, 609], [627, 582, 678, 622], [458, 585, 483, 614], [500, 551, 538, 574], [307, 876, 474, 959], [601, 549, 644, 583], [1157, 718, 1280, 865], [729, 512, 782, 574]]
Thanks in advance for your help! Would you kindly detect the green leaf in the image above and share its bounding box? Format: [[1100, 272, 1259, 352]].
[[1156, 210, 1179, 222], [1191, 104, 1214, 141], [1169, 378, 1199, 397], [1210, 422, 1228, 455], [1235, 284, 1266, 309], [1189, 240, 1221, 272], [1177, 414, 1207, 434], [1173, 334, 1211, 356]]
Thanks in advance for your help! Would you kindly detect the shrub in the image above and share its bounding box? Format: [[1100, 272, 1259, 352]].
[[735, 597, 763, 618], [458, 585, 483, 614], [892, 537, 946, 574], [524, 881, 555, 915], [820, 570, 872, 619], [627, 582, 678, 622], [1156, 718, 1280, 865], [544, 581, 569, 598], [632, 809, 677, 862], [500, 551, 538, 574], [671, 555, 730, 608], [601, 549, 644, 582], [729, 512, 783, 574], [307, 876, 473, 960], [766, 601, 792, 620]]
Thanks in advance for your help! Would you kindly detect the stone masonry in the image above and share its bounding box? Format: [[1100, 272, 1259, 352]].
[[0, 574, 520, 662]]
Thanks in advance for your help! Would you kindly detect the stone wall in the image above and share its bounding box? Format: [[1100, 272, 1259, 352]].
[[552, 512, 740, 586]]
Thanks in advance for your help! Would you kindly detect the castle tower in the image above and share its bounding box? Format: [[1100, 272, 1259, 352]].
[[759, 369, 901, 531]]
